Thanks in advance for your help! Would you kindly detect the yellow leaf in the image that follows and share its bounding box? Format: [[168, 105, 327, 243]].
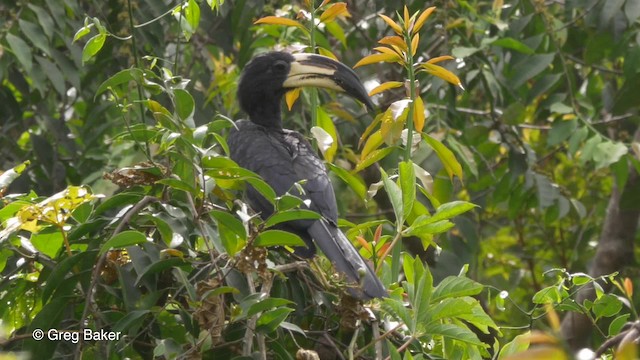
[[369, 81, 403, 96], [354, 52, 400, 68], [319, 0, 331, 8], [379, 14, 403, 35], [358, 113, 383, 148], [420, 63, 463, 89], [254, 16, 305, 30], [378, 35, 407, 50], [413, 7, 436, 34], [413, 96, 425, 132], [373, 46, 403, 57], [361, 130, 384, 160], [624, 277, 633, 297], [403, 6, 410, 32], [427, 55, 455, 64], [285, 88, 301, 111], [320, 2, 350, 23], [381, 100, 410, 145], [411, 33, 419, 56], [317, 47, 338, 60]]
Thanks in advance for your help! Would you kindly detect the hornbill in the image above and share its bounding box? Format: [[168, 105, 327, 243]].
[[227, 51, 387, 300]]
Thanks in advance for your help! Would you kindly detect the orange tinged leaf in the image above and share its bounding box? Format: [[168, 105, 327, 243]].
[[374, 46, 403, 57], [354, 52, 400, 67], [285, 88, 301, 110], [413, 96, 425, 132], [377, 242, 390, 258], [368, 81, 403, 96], [320, 0, 331, 8], [254, 16, 305, 30], [427, 55, 455, 64], [379, 14, 403, 35], [374, 224, 383, 243], [356, 235, 372, 251], [320, 2, 351, 23], [411, 33, 419, 56], [624, 277, 633, 297], [420, 63, 463, 89], [378, 36, 407, 50], [413, 6, 436, 34]]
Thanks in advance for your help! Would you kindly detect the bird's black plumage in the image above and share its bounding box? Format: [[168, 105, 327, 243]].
[[227, 51, 386, 299]]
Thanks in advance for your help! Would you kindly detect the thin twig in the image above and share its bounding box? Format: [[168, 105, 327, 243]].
[[75, 196, 158, 360]]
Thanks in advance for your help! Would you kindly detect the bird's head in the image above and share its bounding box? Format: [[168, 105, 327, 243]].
[[238, 51, 374, 126]]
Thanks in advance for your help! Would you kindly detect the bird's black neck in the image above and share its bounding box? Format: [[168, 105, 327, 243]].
[[244, 93, 285, 130]]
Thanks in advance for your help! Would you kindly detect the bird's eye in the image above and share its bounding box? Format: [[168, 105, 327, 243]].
[[273, 61, 288, 72]]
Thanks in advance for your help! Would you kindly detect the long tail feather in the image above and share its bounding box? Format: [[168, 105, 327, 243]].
[[308, 219, 387, 299]]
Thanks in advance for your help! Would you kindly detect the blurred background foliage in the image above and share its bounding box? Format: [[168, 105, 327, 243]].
[[1, 0, 640, 358]]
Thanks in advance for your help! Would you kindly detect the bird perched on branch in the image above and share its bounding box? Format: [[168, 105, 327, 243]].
[[227, 51, 386, 300]]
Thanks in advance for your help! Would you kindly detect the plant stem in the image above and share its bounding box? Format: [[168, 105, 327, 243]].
[[309, 0, 318, 128], [403, 32, 417, 161]]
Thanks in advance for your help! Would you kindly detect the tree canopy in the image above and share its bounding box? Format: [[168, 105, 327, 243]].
[[1, 0, 639, 359]]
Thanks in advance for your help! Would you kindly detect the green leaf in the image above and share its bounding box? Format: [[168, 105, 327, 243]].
[[403, 219, 454, 237], [254, 230, 305, 247], [609, 313, 630, 336], [73, 24, 92, 43], [30, 229, 64, 258], [264, 210, 321, 228], [432, 276, 483, 302], [156, 178, 197, 194], [19, 20, 50, 56], [100, 230, 147, 254], [113, 310, 151, 332], [42, 251, 95, 303], [380, 168, 404, 229], [95, 68, 144, 97], [425, 323, 483, 345], [592, 294, 623, 319], [399, 161, 416, 219], [511, 53, 555, 88], [247, 298, 294, 317], [548, 120, 577, 146], [135, 258, 188, 285], [593, 141, 628, 169], [327, 163, 367, 199], [532, 285, 562, 304], [316, 108, 338, 162], [498, 332, 531, 359], [82, 33, 106, 63], [174, 89, 195, 123], [491, 37, 535, 54], [211, 210, 246, 256], [185, 0, 201, 32], [353, 147, 396, 173], [422, 134, 463, 180], [6, 33, 33, 71], [256, 307, 294, 333]]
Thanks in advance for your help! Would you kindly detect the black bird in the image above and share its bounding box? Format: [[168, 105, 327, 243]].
[[227, 51, 387, 299]]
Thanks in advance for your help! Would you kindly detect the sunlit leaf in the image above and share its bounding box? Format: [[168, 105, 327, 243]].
[[373, 46, 403, 57], [413, 6, 436, 34], [422, 133, 463, 180], [381, 99, 411, 145], [378, 36, 407, 51], [254, 16, 306, 30], [320, 2, 350, 23], [379, 14, 403, 35], [317, 47, 337, 60], [354, 52, 401, 68], [327, 163, 367, 199], [399, 161, 416, 218], [427, 55, 454, 64], [285, 88, 301, 110], [368, 81, 403, 96], [82, 33, 106, 63], [411, 33, 419, 56], [354, 147, 396, 173], [420, 63, 463, 89], [403, 6, 410, 32], [358, 113, 382, 148], [360, 130, 384, 160]]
